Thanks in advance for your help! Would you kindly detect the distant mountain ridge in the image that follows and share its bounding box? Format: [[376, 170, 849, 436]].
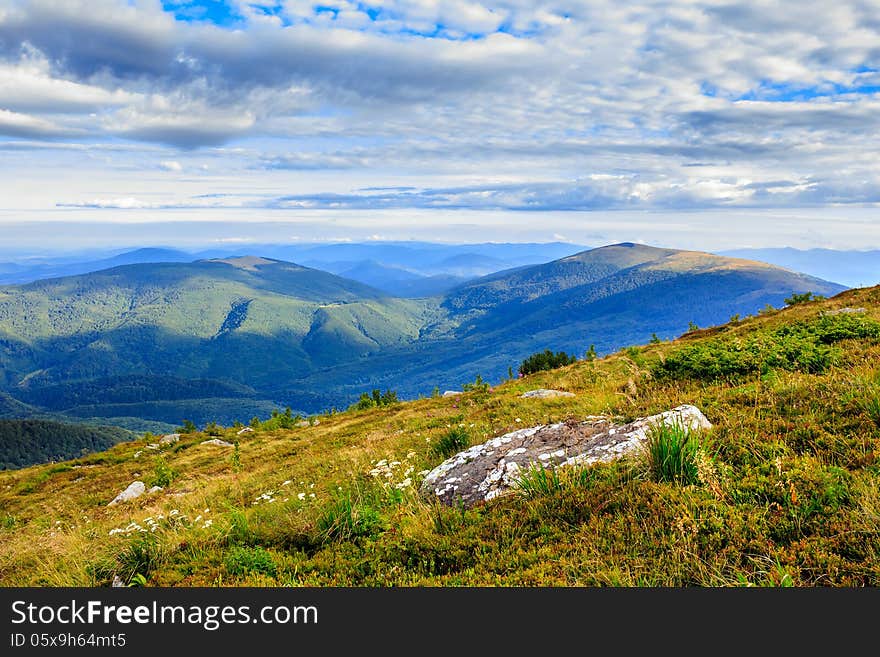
[[0, 243, 846, 430]]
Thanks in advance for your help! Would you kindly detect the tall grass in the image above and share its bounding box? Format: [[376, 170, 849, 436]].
[[643, 421, 701, 485]]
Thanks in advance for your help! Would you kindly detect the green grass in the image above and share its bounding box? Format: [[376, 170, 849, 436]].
[[643, 421, 702, 485], [431, 427, 471, 458], [1, 285, 879, 587]]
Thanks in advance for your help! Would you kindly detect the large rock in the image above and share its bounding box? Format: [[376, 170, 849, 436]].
[[521, 389, 576, 399], [160, 433, 180, 445], [420, 405, 711, 507], [108, 481, 146, 506]]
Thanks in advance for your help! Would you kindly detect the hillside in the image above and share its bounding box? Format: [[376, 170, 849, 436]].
[[0, 244, 847, 428], [0, 285, 878, 586], [0, 419, 132, 470], [0, 257, 431, 426]]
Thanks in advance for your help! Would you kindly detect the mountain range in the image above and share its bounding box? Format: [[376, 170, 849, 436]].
[[0, 243, 844, 436]]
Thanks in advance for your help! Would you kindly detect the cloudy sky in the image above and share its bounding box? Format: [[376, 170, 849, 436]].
[[1, 0, 880, 250]]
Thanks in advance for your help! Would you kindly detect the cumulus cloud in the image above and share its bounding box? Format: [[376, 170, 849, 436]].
[[2, 0, 880, 213]]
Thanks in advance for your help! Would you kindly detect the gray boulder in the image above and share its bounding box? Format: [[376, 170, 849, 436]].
[[521, 389, 576, 399], [108, 481, 146, 506], [237, 426, 255, 435], [442, 390, 463, 397], [421, 405, 711, 507], [160, 433, 180, 445], [201, 439, 234, 447]]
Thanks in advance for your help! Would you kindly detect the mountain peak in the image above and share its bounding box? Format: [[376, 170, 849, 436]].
[[209, 256, 278, 271]]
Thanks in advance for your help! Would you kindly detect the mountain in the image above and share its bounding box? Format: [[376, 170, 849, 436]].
[[334, 260, 469, 298], [0, 244, 846, 428], [0, 256, 430, 427], [0, 247, 193, 285], [2, 283, 878, 585], [720, 247, 880, 288]]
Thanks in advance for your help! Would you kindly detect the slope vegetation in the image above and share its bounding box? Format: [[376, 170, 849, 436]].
[[1, 285, 878, 586]]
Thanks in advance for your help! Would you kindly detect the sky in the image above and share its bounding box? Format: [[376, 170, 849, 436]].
[[1, 0, 880, 251]]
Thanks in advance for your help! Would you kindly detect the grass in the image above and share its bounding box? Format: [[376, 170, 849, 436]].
[[431, 426, 471, 458], [643, 421, 702, 485], [1, 286, 879, 586]]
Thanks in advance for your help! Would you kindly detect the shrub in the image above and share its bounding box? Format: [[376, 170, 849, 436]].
[[462, 375, 490, 392], [432, 426, 470, 458], [204, 421, 223, 436], [643, 421, 701, 485], [354, 389, 399, 410], [177, 419, 197, 434], [519, 349, 577, 376], [150, 456, 177, 488], [785, 291, 824, 306], [225, 546, 277, 577], [654, 314, 880, 382]]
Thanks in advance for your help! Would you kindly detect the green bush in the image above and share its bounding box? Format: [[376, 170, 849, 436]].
[[149, 456, 177, 488], [643, 421, 701, 485], [224, 546, 277, 577], [462, 375, 490, 393], [116, 534, 162, 584], [519, 349, 577, 376], [432, 427, 470, 458], [655, 314, 880, 382], [785, 291, 824, 306], [353, 389, 399, 410]]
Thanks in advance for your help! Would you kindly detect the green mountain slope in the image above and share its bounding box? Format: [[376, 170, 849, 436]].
[[0, 257, 431, 425], [0, 245, 847, 425]]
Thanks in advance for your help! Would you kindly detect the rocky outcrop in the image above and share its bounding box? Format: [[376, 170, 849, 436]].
[[160, 433, 180, 444], [420, 405, 711, 507], [201, 439, 234, 447], [108, 481, 146, 506], [237, 426, 255, 435], [521, 389, 575, 399], [442, 390, 463, 397]]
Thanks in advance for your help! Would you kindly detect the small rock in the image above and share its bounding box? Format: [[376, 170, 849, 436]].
[[237, 426, 255, 435], [295, 420, 310, 428], [159, 433, 180, 444], [200, 439, 234, 447], [521, 389, 576, 399], [825, 307, 867, 316], [442, 390, 463, 397], [111, 575, 124, 588], [147, 486, 163, 495], [108, 481, 146, 506]]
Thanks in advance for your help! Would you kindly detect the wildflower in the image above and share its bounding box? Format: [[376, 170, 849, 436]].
[[297, 493, 306, 501], [202, 520, 213, 529], [309, 493, 315, 499], [281, 480, 291, 487]]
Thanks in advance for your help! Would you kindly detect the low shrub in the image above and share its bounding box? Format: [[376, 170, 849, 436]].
[[224, 546, 277, 577]]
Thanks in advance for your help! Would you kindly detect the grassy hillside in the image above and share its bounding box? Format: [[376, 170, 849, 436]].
[[0, 286, 878, 586]]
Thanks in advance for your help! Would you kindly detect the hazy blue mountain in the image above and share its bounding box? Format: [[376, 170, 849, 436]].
[[0, 243, 846, 428], [0, 247, 194, 285], [720, 247, 880, 288]]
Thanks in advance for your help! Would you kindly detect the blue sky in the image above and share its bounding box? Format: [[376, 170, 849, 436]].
[[1, 0, 879, 250]]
